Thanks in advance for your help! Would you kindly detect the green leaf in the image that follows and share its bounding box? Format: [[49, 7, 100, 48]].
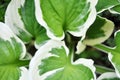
[[29, 40, 96, 80], [0, 38, 23, 64], [40, 47, 94, 80], [97, 72, 120, 80], [86, 16, 106, 39], [96, 0, 120, 13], [39, 47, 68, 75], [107, 30, 120, 78], [19, 0, 49, 48], [110, 4, 120, 14], [35, 0, 97, 40], [95, 30, 120, 78], [5, 0, 49, 49], [114, 30, 120, 50], [83, 16, 114, 45], [15, 27, 33, 43], [5, 0, 32, 43], [0, 22, 29, 80], [0, 66, 20, 80]]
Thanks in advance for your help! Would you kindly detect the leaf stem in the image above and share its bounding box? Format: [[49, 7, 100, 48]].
[[65, 33, 76, 64], [93, 44, 115, 74], [95, 65, 114, 74], [93, 44, 113, 54]]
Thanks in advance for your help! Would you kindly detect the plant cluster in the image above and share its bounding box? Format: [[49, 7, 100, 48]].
[[1, 0, 120, 80]]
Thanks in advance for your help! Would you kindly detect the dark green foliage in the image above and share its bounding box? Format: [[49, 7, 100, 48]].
[[86, 16, 105, 39], [0, 0, 10, 21]]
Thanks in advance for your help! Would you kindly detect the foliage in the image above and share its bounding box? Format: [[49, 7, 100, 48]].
[[1, 0, 120, 80]]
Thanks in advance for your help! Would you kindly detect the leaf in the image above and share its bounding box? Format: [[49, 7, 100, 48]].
[[97, 72, 120, 80], [5, 0, 32, 42], [5, 0, 49, 49], [35, 0, 97, 40], [107, 30, 120, 78], [18, 0, 49, 48], [82, 16, 114, 45], [76, 41, 86, 54], [29, 40, 96, 80], [97, 30, 120, 78], [96, 0, 120, 13], [0, 22, 29, 80], [110, 4, 120, 14]]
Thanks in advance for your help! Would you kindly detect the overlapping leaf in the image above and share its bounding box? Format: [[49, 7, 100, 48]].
[[97, 72, 120, 80], [76, 16, 114, 54], [83, 16, 114, 46], [5, 0, 49, 49], [110, 4, 120, 14], [0, 22, 29, 80], [106, 30, 120, 78], [35, 0, 97, 40], [29, 40, 96, 80], [94, 30, 120, 78], [96, 0, 120, 13]]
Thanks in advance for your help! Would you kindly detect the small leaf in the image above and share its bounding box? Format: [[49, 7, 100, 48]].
[[96, 0, 120, 13], [0, 22, 29, 80], [35, 0, 97, 40], [29, 40, 96, 80], [5, 0, 49, 49], [97, 72, 120, 80], [82, 16, 114, 45]]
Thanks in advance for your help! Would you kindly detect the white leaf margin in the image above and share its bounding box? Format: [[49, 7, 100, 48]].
[[76, 17, 114, 54], [98, 6, 116, 14], [29, 40, 96, 80], [76, 41, 86, 54], [69, 0, 98, 38], [35, 0, 64, 41], [108, 52, 120, 78], [83, 17, 114, 46], [20, 67, 29, 80], [0, 22, 28, 80], [29, 40, 68, 80], [109, 9, 120, 14], [97, 72, 119, 80], [5, 0, 32, 39], [73, 58, 96, 80], [0, 22, 26, 59], [35, 0, 98, 41], [109, 5, 120, 14], [108, 30, 120, 78], [97, 0, 120, 13], [5, 0, 49, 49]]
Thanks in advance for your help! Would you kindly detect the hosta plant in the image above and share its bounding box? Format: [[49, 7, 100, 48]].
[[1, 0, 120, 80], [0, 22, 29, 80]]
